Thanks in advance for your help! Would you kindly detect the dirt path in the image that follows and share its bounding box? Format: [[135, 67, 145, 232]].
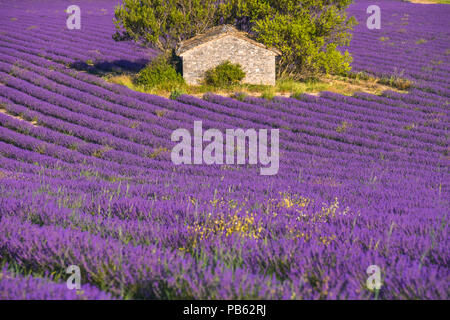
[[0, 108, 39, 127]]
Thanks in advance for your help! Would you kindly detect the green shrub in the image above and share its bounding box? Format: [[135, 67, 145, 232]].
[[379, 75, 412, 91], [204, 61, 245, 87], [232, 92, 248, 102], [261, 88, 275, 100], [135, 56, 185, 91], [114, 0, 357, 80], [169, 88, 186, 100]]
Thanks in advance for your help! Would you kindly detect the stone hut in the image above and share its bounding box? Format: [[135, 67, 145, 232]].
[[176, 25, 281, 86]]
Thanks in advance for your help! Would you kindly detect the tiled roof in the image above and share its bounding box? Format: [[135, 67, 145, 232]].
[[176, 25, 281, 56]]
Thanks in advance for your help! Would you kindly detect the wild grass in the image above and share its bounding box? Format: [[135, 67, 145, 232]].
[[104, 71, 411, 100]]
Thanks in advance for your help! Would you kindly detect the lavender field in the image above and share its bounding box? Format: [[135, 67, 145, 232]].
[[0, 0, 448, 300]]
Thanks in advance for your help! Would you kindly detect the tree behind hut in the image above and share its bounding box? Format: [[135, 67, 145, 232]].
[[113, 0, 357, 79]]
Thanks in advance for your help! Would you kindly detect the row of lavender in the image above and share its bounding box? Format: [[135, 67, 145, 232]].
[[0, 0, 448, 299], [0, 0, 157, 71], [346, 1, 450, 91]]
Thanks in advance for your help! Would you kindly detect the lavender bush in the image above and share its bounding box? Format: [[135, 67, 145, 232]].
[[0, 0, 448, 299]]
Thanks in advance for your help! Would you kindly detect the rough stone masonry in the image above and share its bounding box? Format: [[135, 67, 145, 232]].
[[176, 25, 281, 86]]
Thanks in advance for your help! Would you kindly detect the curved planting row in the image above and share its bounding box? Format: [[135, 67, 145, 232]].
[[0, 0, 448, 299]]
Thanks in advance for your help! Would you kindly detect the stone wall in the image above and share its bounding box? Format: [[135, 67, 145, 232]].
[[180, 35, 276, 86]]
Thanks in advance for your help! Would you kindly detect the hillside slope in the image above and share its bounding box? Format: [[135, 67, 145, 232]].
[[0, 0, 448, 299]]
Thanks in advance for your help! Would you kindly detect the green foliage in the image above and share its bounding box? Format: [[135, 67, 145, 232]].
[[351, 71, 370, 81], [135, 56, 185, 90], [169, 88, 186, 100], [261, 88, 275, 100], [113, 0, 220, 54], [204, 61, 246, 87], [218, 0, 357, 79], [113, 0, 357, 80], [233, 92, 248, 102], [336, 121, 352, 133], [379, 75, 412, 90], [415, 38, 427, 45]]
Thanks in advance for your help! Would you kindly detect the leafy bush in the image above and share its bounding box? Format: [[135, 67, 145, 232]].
[[114, 0, 219, 54], [114, 0, 356, 80], [219, 0, 356, 79], [379, 71, 412, 91], [232, 92, 248, 101], [135, 56, 185, 91], [204, 61, 246, 87], [260, 88, 275, 100], [169, 88, 186, 100]]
